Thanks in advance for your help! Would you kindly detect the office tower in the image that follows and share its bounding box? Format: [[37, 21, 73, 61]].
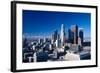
[[78, 37, 83, 52], [54, 30, 58, 42], [45, 38, 49, 43], [60, 24, 65, 46], [55, 33, 61, 48], [78, 37, 82, 46], [38, 38, 43, 44], [64, 31, 67, 43], [38, 38, 40, 44], [55, 40, 58, 48], [43, 37, 46, 43], [51, 34, 54, 44], [51, 30, 58, 44], [71, 25, 78, 44], [68, 28, 74, 44], [79, 28, 84, 46], [55, 39, 58, 48], [68, 29, 73, 43]]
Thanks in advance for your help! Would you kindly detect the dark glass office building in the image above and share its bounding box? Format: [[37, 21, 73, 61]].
[[79, 29, 84, 46], [54, 30, 58, 42], [69, 25, 78, 44]]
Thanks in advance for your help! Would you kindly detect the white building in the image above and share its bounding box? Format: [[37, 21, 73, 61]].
[[60, 24, 65, 46], [33, 52, 37, 62]]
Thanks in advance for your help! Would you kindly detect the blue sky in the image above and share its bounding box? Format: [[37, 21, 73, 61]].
[[23, 10, 91, 38]]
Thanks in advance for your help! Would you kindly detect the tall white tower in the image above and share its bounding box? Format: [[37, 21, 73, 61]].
[[60, 24, 64, 46]]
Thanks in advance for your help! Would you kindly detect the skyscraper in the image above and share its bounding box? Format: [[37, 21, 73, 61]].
[[51, 34, 54, 44], [68, 29, 74, 43], [78, 37, 82, 46], [54, 30, 58, 42], [79, 28, 84, 46], [55, 39, 58, 48], [71, 25, 78, 44], [60, 24, 65, 46]]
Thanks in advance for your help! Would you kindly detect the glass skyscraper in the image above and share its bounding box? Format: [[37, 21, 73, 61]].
[[69, 25, 78, 44], [79, 28, 84, 46]]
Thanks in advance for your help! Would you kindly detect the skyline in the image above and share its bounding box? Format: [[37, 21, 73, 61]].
[[23, 10, 91, 38]]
